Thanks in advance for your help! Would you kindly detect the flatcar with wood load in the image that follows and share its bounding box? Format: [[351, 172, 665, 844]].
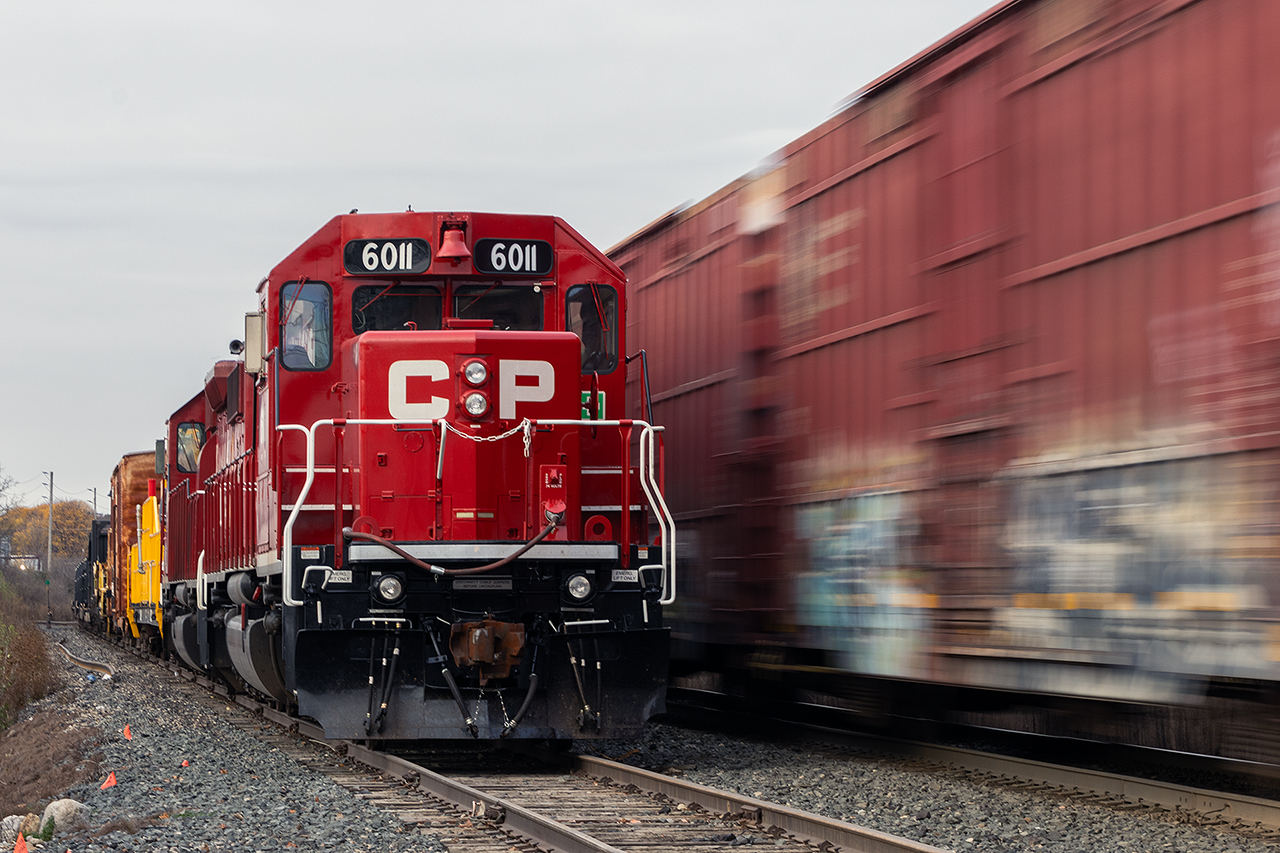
[[611, 0, 1280, 761], [124, 210, 674, 742]]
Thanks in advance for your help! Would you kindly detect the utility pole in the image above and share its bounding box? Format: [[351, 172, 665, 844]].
[[44, 471, 53, 622]]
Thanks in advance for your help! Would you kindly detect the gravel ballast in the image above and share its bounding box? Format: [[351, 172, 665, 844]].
[[20, 628, 1280, 853], [14, 630, 445, 852], [596, 725, 1280, 853]]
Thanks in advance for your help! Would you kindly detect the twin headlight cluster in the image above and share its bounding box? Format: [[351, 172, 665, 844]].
[[461, 359, 489, 418]]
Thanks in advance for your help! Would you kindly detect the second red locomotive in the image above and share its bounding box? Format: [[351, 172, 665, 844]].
[[158, 211, 674, 740]]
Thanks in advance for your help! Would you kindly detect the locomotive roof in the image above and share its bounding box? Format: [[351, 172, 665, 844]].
[[267, 211, 624, 285]]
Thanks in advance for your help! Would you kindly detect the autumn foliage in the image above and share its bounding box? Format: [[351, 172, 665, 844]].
[[1, 500, 93, 571], [0, 492, 89, 730]]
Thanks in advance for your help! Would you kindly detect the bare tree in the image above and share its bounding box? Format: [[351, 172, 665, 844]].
[[0, 465, 15, 514], [0, 465, 18, 559]]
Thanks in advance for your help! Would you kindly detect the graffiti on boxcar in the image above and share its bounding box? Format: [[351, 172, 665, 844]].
[[793, 491, 931, 677], [998, 454, 1279, 695], [1149, 306, 1238, 387], [780, 202, 865, 346]]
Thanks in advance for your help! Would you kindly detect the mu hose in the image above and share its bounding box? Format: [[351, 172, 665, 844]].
[[372, 633, 401, 732]]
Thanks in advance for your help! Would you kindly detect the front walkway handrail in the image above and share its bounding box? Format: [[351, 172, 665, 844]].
[[276, 417, 676, 608]]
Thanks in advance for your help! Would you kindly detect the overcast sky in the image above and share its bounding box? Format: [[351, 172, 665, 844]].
[[0, 0, 995, 510]]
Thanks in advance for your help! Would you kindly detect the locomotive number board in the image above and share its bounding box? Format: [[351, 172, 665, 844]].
[[474, 238, 553, 276], [344, 239, 433, 275]]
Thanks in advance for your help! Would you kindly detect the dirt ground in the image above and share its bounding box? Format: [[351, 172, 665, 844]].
[[0, 706, 103, 818]]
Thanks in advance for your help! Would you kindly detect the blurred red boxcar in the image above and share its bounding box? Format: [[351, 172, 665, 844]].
[[612, 0, 1280, 758]]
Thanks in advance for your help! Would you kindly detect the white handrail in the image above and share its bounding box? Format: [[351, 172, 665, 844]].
[[276, 416, 676, 607], [196, 550, 206, 611], [537, 418, 677, 603], [639, 425, 677, 604], [278, 419, 437, 607], [276, 423, 312, 606]]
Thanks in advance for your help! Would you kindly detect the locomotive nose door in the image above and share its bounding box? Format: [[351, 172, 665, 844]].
[[345, 330, 582, 544]]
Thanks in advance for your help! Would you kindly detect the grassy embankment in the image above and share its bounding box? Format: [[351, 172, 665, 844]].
[[0, 570, 61, 730]]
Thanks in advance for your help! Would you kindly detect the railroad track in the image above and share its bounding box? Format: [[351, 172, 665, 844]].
[[815, 737, 1280, 839], [667, 686, 1280, 842], [73, 630, 950, 852]]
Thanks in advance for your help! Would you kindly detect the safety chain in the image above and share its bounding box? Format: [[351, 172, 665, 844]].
[[475, 687, 513, 728], [441, 418, 534, 457]]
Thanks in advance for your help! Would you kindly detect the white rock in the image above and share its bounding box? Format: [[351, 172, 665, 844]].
[[0, 814, 23, 846], [40, 798, 90, 837]]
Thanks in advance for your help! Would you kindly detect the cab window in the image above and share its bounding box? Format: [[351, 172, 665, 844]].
[[566, 284, 618, 373], [175, 423, 206, 474], [352, 284, 442, 334], [453, 284, 542, 330], [280, 281, 332, 371]]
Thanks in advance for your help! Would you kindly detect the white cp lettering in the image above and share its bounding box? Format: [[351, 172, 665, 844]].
[[498, 359, 555, 419], [388, 360, 450, 419]]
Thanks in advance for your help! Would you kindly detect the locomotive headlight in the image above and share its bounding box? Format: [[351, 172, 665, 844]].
[[463, 391, 489, 417], [374, 574, 404, 604], [462, 359, 488, 386], [566, 573, 593, 601]]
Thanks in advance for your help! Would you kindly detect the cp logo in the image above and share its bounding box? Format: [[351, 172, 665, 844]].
[[387, 359, 555, 420]]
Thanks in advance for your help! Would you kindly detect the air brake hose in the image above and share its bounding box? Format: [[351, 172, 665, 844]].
[[443, 668, 478, 738], [500, 644, 541, 738], [343, 517, 562, 576], [500, 673, 539, 738], [430, 629, 478, 738]]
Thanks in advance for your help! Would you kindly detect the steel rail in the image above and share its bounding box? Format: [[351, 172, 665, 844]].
[[572, 754, 950, 853], [242, 695, 630, 852], [255, 696, 947, 852], [97, 631, 950, 852], [154, 659, 623, 852], [342, 741, 628, 853]]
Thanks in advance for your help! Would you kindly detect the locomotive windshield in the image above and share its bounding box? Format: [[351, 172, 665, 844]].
[[454, 284, 542, 330], [352, 284, 442, 333]]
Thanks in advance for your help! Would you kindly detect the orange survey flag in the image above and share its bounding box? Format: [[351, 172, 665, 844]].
[[101, 771, 117, 789], [14, 831, 28, 853], [123, 724, 132, 740]]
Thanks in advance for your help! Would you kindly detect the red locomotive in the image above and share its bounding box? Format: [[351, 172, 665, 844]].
[[159, 211, 674, 740]]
